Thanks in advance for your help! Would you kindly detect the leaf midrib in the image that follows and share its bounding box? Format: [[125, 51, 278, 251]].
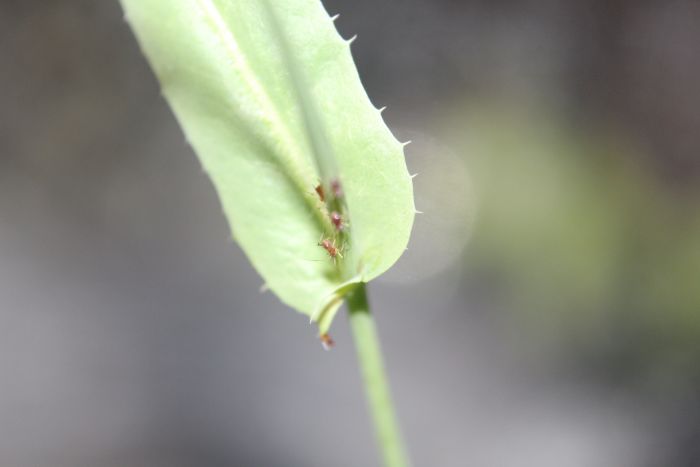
[[196, 0, 334, 234]]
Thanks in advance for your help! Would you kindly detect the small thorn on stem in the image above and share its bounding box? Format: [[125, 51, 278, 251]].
[[378, 106, 387, 113], [347, 34, 358, 44], [320, 333, 335, 350], [401, 140, 412, 147], [410, 173, 419, 179], [330, 13, 340, 21]]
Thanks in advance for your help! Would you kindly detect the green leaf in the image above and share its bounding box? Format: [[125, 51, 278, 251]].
[[121, 0, 415, 334]]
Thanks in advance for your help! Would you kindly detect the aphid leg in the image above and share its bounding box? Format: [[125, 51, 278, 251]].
[[337, 241, 344, 259]]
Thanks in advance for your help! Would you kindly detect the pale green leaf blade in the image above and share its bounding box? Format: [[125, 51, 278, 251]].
[[121, 0, 415, 332]]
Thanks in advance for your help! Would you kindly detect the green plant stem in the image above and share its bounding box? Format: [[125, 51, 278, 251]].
[[347, 284, 410, 467]]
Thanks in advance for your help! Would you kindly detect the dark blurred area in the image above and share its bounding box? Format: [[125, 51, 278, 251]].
[[1, 1, 699, 466]]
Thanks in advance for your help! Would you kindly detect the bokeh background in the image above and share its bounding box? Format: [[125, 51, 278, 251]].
[[2, 1, 699, 466]]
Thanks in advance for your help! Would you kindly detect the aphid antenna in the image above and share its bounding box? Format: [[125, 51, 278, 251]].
[[302, 257, 326, 263]]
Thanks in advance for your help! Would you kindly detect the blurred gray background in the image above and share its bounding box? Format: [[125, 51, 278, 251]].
[[2, 1, 699, 466]]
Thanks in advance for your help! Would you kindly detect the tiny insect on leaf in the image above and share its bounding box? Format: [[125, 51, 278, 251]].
[[121, 0, 415, 335]]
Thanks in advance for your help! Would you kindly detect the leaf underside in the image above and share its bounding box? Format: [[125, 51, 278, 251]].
[[121, 0, 414, 334]]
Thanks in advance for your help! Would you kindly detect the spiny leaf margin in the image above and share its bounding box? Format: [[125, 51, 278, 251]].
[[121, 0, 415, 334]]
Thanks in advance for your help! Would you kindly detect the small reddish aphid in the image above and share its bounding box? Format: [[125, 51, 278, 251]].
[[330, 178, 343, 198], [320, 333, 335, 350], [330, 211, 344, 231], [318, 237, 343, 260], [314, 184, 325, 202]]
